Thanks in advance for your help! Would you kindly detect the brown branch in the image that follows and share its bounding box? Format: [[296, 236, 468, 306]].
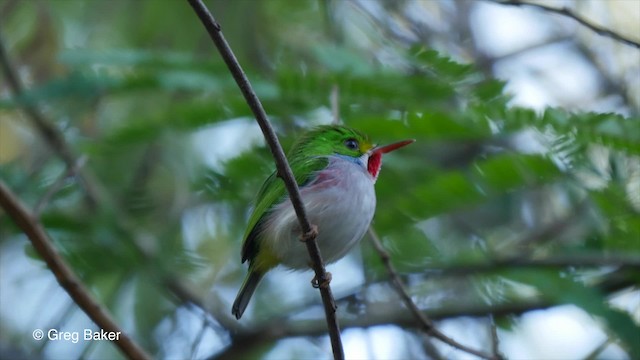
[[584, 339, 612, 360], [0, 14, 231, 342], [493, 0, 640, 49], [2, 51, 225, 329], [367, 228, 500, 360], [185, 1, 344, 358], [0, 181, 151, 360], [488, 314, 503, 359], [215, 267, 636, 360], [190, 316, 210, 358], [0, 30, 99, 208], [213, 297, 551, 360]]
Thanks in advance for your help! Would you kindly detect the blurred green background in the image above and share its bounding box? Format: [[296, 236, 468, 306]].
[[1, 0, 639, 359]]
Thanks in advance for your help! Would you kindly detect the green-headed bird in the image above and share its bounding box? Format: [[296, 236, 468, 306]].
[[232, 125, 414, 319]]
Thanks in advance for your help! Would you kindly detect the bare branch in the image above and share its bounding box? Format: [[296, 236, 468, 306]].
[[492, 0, 640, 49], [214, 269, 635, 359], [367, 228, 500, 360], [584, 338, 612, 360], [190, 316, 210, 359], [213, 297, 552, 360], [1, 29, 229, 326], [1, 25, 228, 334], [0, 181, 151, 360], [488, 315, 503, 359], [185, 0, 344, 358]]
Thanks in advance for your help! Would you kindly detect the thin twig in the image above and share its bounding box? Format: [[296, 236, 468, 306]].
[[0, 16, 232, 341], [493, 0, 640, 49], [0, 30, 99, 208], [185, 1, 344, 359], [584, 338, 612, 360], [367, 228, 500, 360], [488, 314, 503, 359], [0, 181, 151, 360], [212, 296, 553, 360], [190, 315, 209, 360], [214, 268, 636, 359]]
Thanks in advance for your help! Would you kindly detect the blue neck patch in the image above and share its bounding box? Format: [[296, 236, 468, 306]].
[[332, 153, 365, 168]]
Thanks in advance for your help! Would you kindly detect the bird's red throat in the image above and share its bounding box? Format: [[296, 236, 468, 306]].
[[367, 152, 382, 178], [367, 138, 414, 179]]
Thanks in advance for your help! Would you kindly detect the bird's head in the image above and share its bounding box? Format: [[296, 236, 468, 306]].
[[289, 125, 414, 179]]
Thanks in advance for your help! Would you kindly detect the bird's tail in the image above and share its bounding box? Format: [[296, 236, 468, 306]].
[[232, 270, 264, 319]]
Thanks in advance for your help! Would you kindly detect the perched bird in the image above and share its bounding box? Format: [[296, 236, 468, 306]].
[[232, 125, 414, 319]]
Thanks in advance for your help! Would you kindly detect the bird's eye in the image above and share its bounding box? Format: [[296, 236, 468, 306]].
[[345, 138, 359, 150]]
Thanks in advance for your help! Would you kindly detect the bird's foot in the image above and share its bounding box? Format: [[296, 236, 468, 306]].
[[311, 272, 332, 289], [299, 224, 319, 242]]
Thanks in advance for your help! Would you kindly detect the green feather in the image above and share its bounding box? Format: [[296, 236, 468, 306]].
[[233, 125, 373, 319], [241, 156, 328, 265], [240, 125, 371, 269]]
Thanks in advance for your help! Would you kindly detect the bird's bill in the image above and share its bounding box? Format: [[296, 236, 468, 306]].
[[372, 139, 415, 154]]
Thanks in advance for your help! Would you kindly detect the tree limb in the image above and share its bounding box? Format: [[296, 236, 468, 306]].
[[212, 297, 552, 360], [0, 26, 229, 339], [2, 21, 233, 331], [493, 0, 640, 49], [185, 1, 344, 358], [0, 181, 151, 360], [488, 314, 503, 360], [212, 255, 637, 359], [367, 228, 500, 360]]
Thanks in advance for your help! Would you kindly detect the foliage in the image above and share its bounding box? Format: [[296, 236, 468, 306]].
[[0, 1, 638, 359]]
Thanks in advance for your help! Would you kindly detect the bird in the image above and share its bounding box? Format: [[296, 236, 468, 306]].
[[232, 124, 414, 319]]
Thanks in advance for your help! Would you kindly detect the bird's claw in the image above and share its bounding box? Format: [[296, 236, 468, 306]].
[[311, 272, 332, 289], [300, 224, 319, 242]]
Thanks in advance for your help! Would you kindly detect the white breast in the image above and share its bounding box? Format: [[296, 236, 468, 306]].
[[261, 155, 376, 269]]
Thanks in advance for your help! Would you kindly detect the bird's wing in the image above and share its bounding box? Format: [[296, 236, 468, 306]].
[[241, 156, 329, 264]]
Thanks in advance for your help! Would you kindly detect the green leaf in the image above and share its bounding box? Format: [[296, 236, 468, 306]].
[[393, 153, 562, 221]]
